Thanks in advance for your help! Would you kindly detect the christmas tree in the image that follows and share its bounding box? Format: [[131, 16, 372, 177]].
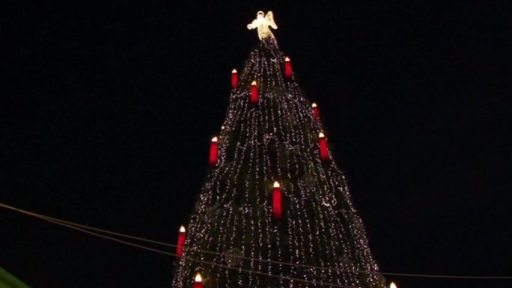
[[172, 11, 385, 288]]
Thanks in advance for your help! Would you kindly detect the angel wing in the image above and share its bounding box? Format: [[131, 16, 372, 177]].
[[265, 11, 278, 29]]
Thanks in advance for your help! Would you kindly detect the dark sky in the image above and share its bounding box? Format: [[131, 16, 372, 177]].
[[2, 1, 511, 288]]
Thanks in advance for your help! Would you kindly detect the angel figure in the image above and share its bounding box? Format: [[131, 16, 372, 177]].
[[247, 11, 278, 40]]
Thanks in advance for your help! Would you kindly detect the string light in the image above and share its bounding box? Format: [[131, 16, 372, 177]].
[[173, 11, 385, 287]]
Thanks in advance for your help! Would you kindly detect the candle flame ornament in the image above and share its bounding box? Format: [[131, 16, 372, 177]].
[[193, 273, 203, 288], [176, 225, 186, 258], [231, 69, 238, 88], [247, 11, 277, 40], [209, 136, 218, 166], [319, 132, 329, 162], [251, 80, 258, 104], [312, 103, 320, 121], [272, 181, 282, 220], [390, 282, 398, 288], [284, 56, 292, 79]]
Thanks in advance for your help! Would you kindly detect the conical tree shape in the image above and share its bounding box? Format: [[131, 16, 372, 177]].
[[173, 36, 385, 288]]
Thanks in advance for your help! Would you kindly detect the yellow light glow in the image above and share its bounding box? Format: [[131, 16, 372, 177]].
[[390, 282, 397, 288], [285, 56, 290, 62], [211, 136, 218, 142], [179, 225, 186, 232], [273, 181, 280, 188], [251, 80, 257, 86], [319, 132, 325, 138], [312, 103, 317, 107], [247, 11, 278, 40], [232, 69, 237, 73], [195, 273, 202, 282]]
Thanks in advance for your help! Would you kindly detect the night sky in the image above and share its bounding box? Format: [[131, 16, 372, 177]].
[[2, 2, 511, 288]]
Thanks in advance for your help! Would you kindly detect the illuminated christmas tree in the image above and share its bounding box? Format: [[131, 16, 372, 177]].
[[172, 11, 385, 288]]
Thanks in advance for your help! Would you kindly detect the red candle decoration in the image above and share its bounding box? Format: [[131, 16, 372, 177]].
[[319, 132, 329, 162], [193, 273, 203, 288], [231, 69, 238, 88], [250, 80, 258, 104], [272, 181, 282, 220], [177, 225, 186, 258], [209, 136, 218, 166], [312, 103, 320, 122], [284, 56, 292, 79]]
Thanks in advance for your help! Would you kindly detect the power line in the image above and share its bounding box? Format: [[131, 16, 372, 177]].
[[0, 202, 355, 288], [45, 218, 355, 287], [0, 201, 377, 275], [1, 201, 512, 281], [16, 206, 374, 274], [380, 272, 512, 280]]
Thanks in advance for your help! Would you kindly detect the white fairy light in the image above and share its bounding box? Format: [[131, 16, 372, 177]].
[[172, 20, 385, 288]]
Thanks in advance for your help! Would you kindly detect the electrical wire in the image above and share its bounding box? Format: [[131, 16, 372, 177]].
[[0, 202, 376, 275], [1, 201, 512, 281], [0, 202, 355, 288], [379, 272, 512, 280]]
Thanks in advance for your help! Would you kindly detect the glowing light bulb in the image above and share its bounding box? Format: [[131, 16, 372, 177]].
[[273, 181, 280, 188], [179, 226, 186, 233], [251, 80, 257, 86], [211, 137, 218, 142], [312, 103, 317, 107], [319, 132, 325, 138], [232, 69, 237, 73], [390, 282, 397, 288], [285, 56, 290, 62]]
